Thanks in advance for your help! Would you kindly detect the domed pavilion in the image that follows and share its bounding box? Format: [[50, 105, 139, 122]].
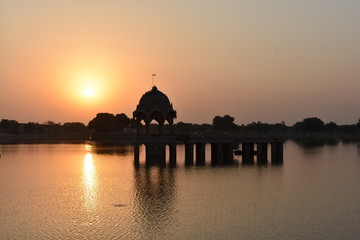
[[133, 86, 177, 135]]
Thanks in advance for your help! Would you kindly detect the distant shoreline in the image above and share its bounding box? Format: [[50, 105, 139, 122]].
[[1, 131, 359, 145], [0, 133, 88, 144]]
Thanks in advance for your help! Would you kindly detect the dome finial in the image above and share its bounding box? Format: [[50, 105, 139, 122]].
[[152, 73, 157, 87]]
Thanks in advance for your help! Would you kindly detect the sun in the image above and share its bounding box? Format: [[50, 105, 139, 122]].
[[83, 88, 95, 98]]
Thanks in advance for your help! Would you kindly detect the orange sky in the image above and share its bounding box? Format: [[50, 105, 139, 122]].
[[1, 1, 359, 125]]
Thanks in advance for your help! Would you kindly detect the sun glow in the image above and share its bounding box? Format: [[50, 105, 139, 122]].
[[69, 71, 105, 104], [58, 58, 123, 109]]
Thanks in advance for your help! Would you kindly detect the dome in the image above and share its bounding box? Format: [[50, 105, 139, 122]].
[[137, 86, 173, 113], [133, 86, 177, 130]]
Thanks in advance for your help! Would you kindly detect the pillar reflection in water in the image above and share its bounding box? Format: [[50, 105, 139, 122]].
[[132, 167, 177, 238], [82, 150, 98, 211]]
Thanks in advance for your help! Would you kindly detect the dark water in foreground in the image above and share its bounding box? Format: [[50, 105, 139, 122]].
[[0, 142, 360, 240]]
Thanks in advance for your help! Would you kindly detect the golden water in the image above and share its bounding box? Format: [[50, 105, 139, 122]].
[[0, 142, 359, 239]]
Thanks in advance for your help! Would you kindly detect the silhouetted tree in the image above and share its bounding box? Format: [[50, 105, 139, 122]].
[[212, 115, 237, 131], [115, 113, 130, 130], [273, 122, 288, 131], [199, 123, 212, 132], [324, 122, 339, 132], [43, 121, 62, 134], [175, 122, 195, 132], [0, 119, 20, 134], [88, 113, 116, 133], [241, 121, 288, 135], [340, 124, 357, 135], [294, 117, 324, 136], [63, 122, 86, 132], [24, 122, 37, 133], [129, 118, 137, 128]]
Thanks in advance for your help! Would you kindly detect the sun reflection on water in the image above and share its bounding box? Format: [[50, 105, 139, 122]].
[[84, 144, 92, 152], [82, 151, 98, 211]]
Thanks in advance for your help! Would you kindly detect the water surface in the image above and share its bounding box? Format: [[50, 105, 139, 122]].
[[0, 142, 359, 239]]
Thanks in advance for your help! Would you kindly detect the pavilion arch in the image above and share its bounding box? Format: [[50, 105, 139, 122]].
[[149, 110, 166, 124], [134, 111, 148, 134]]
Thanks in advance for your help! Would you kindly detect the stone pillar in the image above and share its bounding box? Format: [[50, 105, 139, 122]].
[[145, 143, 166, 166], [169, 143, 177, 167], [222, 143, 233, 164], [271, 142, 283, 164], [169, 122, 173, 133], [145, 123, 150, 135], [242, 142, 255, 164], [211, 143, 223, 165], [257, 142, 268, 164], [134, 144, 140, 166], [185, 143, 194, 166], [196, 143, 206, 166], [159, 123, 163, 135], [136, 121, 141, 134]]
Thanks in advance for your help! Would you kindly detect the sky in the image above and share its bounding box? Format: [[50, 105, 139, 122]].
[[1, 0, 359, 125]]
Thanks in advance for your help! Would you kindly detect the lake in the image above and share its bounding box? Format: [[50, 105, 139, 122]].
[[0, 141, 360, 239]]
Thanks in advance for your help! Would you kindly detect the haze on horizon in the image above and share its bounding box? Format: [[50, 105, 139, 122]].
[[1, 0, 359, 126]]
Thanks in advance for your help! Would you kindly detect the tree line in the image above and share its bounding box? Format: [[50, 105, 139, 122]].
[[177, 115, 360, 136], [0, 113, 133, 135], [1, 114, 360, 137], [0, 120, 86, 134]]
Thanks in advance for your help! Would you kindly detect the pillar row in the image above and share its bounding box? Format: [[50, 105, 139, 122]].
[[222, 143, 233, 164], [185, 143, 194, 166], [257, 142, 268, 164], [169, 143, 177, 166], [196, 143, 206, 166], [211, 143, 223, 165], [271, 142, 283, 164], [242, 142, 255, 164], [145, 143, 166, 166]]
